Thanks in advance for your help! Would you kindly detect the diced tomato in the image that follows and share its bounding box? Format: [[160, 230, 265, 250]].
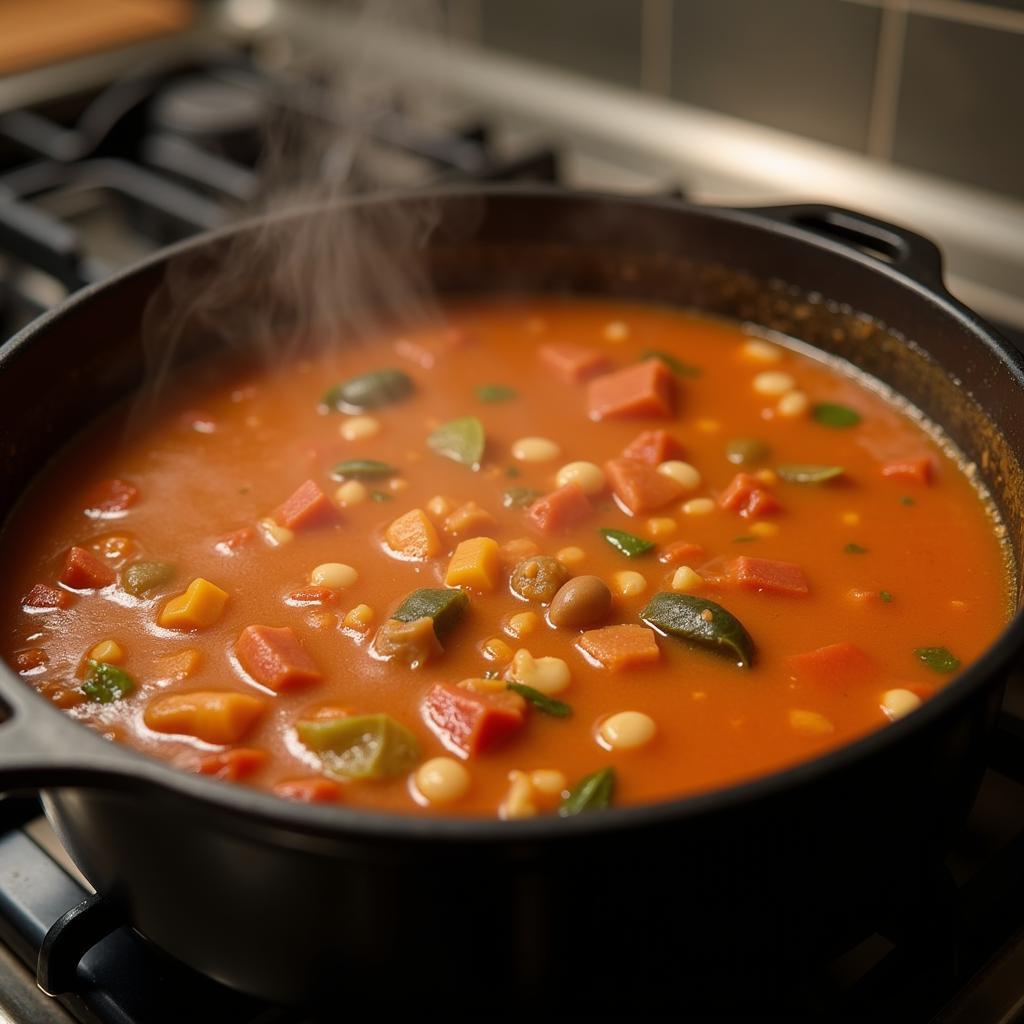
[[394, 327, 472, 369], [274, 777, 343, 803], [587, 359, 675, 421], [604, 457, 683, 515], [83, 478, 139, 516], [578, 624, 661, 671], [539, 342, 610, 384], [275, 479, 337, 531], [527, 482, 592, 533], [881, 457, 933, 484], [214, 526, 255, 555], [718, 473, 780, 519], [621, 429, 686, 465], [235, 624, 322, 692], [22, 583, 73, 610], [287, 586, 337, 606], [11, 648, 48, 673], [731, 556, 809, 596], [60, 546, 116, 589], [786, 642, 877, 689], [658, 541, 705, 566], [422, 682, 527, 758], [198, 747, 268, 781]]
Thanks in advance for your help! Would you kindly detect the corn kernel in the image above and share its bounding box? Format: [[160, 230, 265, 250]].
[[646, 517, 677, 538], [611, 570, 647, 598], [310, 562, 358, 590], [753, 371, 796, 396], [599, 710, 656, 750], [696, 418, 721, 434], [682, 497, 715, 516], [505, 611, 541, 639], [556, 461, 605, 496], [657, 460, 701, 491], [671, 566, 704, 592], [512, 436, 561, 463], [458, 676, 506, 694], [483, 637, 513, 662], [416, 757, 470, 805], [881, 688, 922, 721], [777, 389, 809, 418], [334, 480, 368, 507], [750, 521, 779, 537], [556, 546, 586, 567], [506, 649, 570, 695], [344, 604, 375, 632], [603, 320, 630, 342], [741, 339, 783, 363], [339, 415, 381, 441], [258, 517, 294, 546], [426, 494, 454, 517], [388, 477, 409, 493], [841, 511, 861, 527], [755, 469, 778, 485], [89, 639, 123, 664], [789, 709, 835, 736]]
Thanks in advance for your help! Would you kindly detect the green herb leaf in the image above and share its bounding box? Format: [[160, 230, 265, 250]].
[[559, 766, 616, 816], [330, 459, 398, 480], [296, 713, 420, 780], [812, 402, 862, 428], [370, 489, 393, 502], [777, 464, 845, 484], [600, 528, 655, 558], [121, 560, 174, 598], [323, 368, 414, 412], [507, 681, 572, 718], [640, 350, 701, 377], [475, 384, 517, 403], [503, 487, 542, 508], [641, 593, 755, 668], [915, 646, 961, 674], [844, 542, 869, 554], [900, 496, 916, 507], [506, 465, 521, 478], [427, 416, 485, 469], [393, 588, 469, 642], [880, 590, 894, 603], [725, 437, 770, 466], [80, 660, 135, 704]]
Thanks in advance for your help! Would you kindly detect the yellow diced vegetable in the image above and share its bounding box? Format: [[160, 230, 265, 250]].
[[89, 639, 123, 663], [445, 536, 501, 591], [158, 578, 229, 630]]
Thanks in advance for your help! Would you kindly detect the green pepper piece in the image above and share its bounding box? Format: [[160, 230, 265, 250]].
[[370, 490, 393, 502], [844, 543, 869, 555], [81, 660, 135, 704], [914, 646, 961, 674], [475, 384, 517, 403], [503, 487, 542, 508], [600, 528, 655, 558], [427, 416, 485, 469], [323, 368, 414, 411], [296, 714, 420, 780], [776, 464, 845, 484], [725, 437, 770, 466], [330, 459, 398, 480], [639, 350, 701, 377], [393, 588, 469, 641], [559, 766, 616, 816], [811, 402, 861, 428], [506, 682, 572, 718], [641, 592, 756, 668], [121, 560, 175, 598]]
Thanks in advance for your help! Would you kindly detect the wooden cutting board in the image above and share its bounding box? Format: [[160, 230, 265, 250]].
[[0, 0, 195, 77]]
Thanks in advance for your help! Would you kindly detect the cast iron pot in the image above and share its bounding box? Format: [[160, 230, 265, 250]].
[[0, 187, 1022, 1011]]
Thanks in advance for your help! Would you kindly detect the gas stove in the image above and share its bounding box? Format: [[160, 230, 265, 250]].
[[3, 7, 1024, 1023]]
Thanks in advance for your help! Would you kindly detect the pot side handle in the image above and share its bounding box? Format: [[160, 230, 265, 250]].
[[739, 203, 947, 294]]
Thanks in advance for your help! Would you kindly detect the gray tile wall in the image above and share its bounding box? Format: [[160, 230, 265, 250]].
[[451, 0, 1024, 202]]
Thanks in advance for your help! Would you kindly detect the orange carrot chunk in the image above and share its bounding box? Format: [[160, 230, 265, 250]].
[[276, 479, 337, 531], [786, 642, 878, 688], [422, 682, 527, 757], [60, 546, 116, 589], [621, 429, 686, 465], [235, 624, 322, 692], [718, 473, 781, 519], [527, 482, 592, 533], [274, 777, 343, 803], [578, 623, 661, 671], [145, 691, 268, 744], [197, 747, 268, 781], [658, 541, 706, 566], [22, 583, 73, 610], [539, 342, 610, 384], [881, 457, 933, 484], [83, 478, 139, 516], [604, 457, 684, 515], [732, 556, 809, 596], [587, 359, 676, 421], [288, 586, 338, 606]]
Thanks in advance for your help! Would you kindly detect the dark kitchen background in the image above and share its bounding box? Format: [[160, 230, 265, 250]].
[[1, 1, 1024, 1022]]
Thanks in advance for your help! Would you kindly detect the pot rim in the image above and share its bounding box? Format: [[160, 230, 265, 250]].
[[3, 183, 1023, 843]]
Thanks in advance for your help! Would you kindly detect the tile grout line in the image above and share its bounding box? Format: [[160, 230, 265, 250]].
[[866, 0, 909, 160], [641, 0, 674, 97], [843, 0, 1024, 34]]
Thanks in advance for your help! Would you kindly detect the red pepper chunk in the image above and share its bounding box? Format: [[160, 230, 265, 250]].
[[60, 546, 116, 589], [881, 457, 933, 484], [718, 473, 780, 519], [527, 482, 591, 533], [22, 583, 73, 610], [274, 777, 343, 803], [198, 747, 268, 781], [658, 541, 705, 566], [276, 479, 337, 531], [621, 429, 685, 465], [587, 359, 675, 421], [236, 624, 322, 692], [604, 457, 684, 515], [539, 342, 610, 384], [83, 478, 139, 516], [422, 682, 527, 758], [732, 556, 809, 596], [786, 642, 877, 689]]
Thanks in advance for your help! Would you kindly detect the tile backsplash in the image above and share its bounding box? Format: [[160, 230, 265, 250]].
[[450, 0, 1024, 202]]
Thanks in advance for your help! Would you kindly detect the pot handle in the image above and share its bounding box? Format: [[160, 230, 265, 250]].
[[739, 203, 947, 293]]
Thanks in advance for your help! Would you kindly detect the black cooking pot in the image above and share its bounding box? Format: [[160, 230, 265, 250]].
[[0, 188, 1022, 1011]]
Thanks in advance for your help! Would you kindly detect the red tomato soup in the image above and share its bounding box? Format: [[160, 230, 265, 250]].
[[0, 298, 1012, 817]]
